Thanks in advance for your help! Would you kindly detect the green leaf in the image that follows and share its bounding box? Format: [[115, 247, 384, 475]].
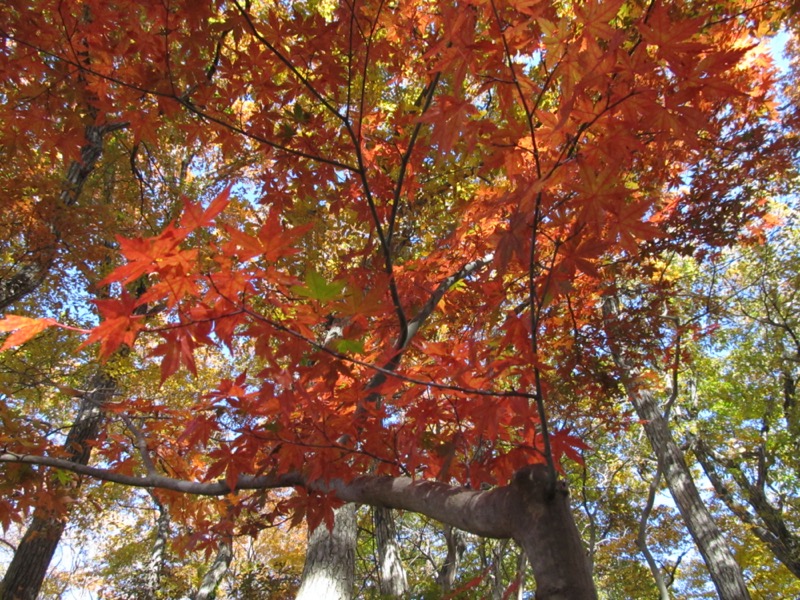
[[334, 338, 364, 354], [53, 469, 76, 485], [292, 270, 345, 302]]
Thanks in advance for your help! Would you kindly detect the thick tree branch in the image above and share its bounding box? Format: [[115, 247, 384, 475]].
[[0, 452, 596, 598], [0, 451, 527, 537]]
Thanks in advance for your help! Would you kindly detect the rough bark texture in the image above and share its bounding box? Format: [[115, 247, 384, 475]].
[[374, 507, 408, 597], [0, 372, 112, 600], [194, 537, 233, 600], [630, 389, 749, 599], [603, 297, 751, 600], [142, 495, 170, 600], [296, 504, 357, 600]]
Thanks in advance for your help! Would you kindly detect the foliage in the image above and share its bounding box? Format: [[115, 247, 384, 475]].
[[0, 0, 798, 595]]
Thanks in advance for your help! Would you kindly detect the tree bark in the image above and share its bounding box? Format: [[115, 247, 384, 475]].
[[603, 297, 751, 600], [296, 504, 357, 600], [334, 465, 595, 600], [0, 372, 111, 600], [194, 537, 233, 600], [142, 494, 170, 600], [436, 525, 466, 592], [374, 507, 408, 597]]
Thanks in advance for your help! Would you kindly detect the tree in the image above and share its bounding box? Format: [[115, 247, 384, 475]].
[[684, 207, 800, 589], [0, 0, 796, 597], [373, 507, 409, 597]]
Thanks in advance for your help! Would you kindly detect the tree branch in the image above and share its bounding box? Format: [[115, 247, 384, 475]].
[[0, 451, 515, 538]]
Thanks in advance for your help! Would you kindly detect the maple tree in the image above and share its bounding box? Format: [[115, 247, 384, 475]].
[[0, 0, 797, 597]]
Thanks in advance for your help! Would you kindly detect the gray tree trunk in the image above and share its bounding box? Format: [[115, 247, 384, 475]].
[[488, 539, 509, 600], [436, 525, 467, 592], [330, 465, 596, 599], [142, 494, 170, 600], [637, 469, 671, 600], [374, 507, 408, 597], [603, 297, 751, 600], [692, 436, 800, 578], [296, 504, 357, 600], [194, 537, 233, 600], [345, 467, 597, 599]]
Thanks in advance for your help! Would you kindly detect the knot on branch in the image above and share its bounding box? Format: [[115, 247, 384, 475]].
[[512, 464, 568, 501]]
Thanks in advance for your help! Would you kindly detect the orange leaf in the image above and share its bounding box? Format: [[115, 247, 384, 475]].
[[0, 315, 59, 351], [180, 186, 231, 231]]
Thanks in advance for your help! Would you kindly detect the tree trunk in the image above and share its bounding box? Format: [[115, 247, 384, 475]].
[[296, 504, 357, 600], [631, 388, 749, 599], [488, 539, 508, 600], [374, 507, 408, 597], [603, 297, 751, 600], [504, 467, 596, 600], [0, 122, 121, 313], [0, 372, 111, 600], [436, 525, 466, 592], [0, 118, 118, 599], [142, 494, 170, 600], [637, 468, 671, 600], [335, 465, 596, 600], [0, 457, 600, 599], [194, 537, 233, 600], [692, 436, 800, 578]]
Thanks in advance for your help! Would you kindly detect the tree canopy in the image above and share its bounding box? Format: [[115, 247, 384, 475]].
[[0, 0, 799, 597]]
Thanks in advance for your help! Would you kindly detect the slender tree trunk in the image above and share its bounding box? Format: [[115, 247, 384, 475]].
[[603, 297, 751, 600], [194, 537, 233, 600], [374, 507, 408, 597], [0, 122, 122, 313], [0, 116, 120, 598], [488, 539, 509, 600], [142, 494, 170, 600], [487, 541, 527, 600], [514, 550, 527, 600], [0, 372, 111, 600], [692, 436, 800, 578], [637, 468, 671, 600], [436, 525, 466, 592], [296, 504, 357, 600]]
